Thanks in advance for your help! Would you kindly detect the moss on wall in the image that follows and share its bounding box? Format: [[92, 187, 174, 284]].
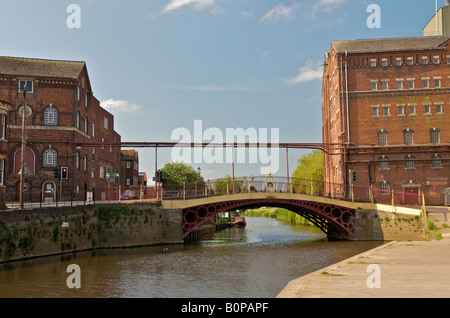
[[0, 203, 182, 263]]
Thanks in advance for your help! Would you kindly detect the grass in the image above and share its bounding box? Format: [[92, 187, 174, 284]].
[[242, 208, 314, 226]]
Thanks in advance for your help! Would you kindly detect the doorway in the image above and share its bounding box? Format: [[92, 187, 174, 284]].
[[42, 181, 56, 202]]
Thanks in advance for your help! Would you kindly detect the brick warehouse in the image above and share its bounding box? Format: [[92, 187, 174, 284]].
[[322, 36, 450, 206], [0, 56, 121, 202]]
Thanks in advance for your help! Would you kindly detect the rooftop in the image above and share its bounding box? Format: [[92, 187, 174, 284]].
[[332, 35, 450, 54], [0, 56, 85, 79]]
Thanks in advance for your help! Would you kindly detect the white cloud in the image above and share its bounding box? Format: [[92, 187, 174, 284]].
[[240, 10, 253, 18], [262, 51, 271, 59], [260, 3, 301, 23], [311, 0, 347, 12], [100, 99, 142, 113], [285, 60, 323, 84], [162, 0, 215, 13]]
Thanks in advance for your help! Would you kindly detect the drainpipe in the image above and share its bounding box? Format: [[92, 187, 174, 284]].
[[344, 51, 350, 197], [345, 51, 350, 144]]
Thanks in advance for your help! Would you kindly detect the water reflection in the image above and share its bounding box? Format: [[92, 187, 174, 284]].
[[0, 217, 384, 298]]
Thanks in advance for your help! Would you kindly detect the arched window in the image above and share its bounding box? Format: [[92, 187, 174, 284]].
[[43, 148, 57, 167], [403, 129, 414, 145], [404, 154, 415, 169], [380, 181, 390, 195], [430, 128, 440, 144], [432, 154, 442, 169], [13, 147, 36, 174], [379, 155, 389, 170], [43, 106, 59, 126], [377, 129, 388, 146]]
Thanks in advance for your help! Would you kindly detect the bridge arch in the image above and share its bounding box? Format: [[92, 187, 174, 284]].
[[181, 198, 356, 240]]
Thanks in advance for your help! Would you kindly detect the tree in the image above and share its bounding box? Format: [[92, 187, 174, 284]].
[[291, 150, 324, 194], [161, 162, 203, 185], [212, 174, 246, 194]]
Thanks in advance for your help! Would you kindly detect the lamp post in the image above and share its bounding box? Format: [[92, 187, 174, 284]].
[[19, 85, 28, 209]]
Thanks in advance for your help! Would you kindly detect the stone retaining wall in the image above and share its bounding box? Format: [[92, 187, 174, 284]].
[[0, 202, 183, 263]]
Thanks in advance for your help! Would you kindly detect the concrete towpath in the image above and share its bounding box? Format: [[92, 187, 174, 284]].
[[277, 208, 450, 298]]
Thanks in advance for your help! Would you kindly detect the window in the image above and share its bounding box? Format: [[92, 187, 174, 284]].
[[382, 81, 389, 90], [432, 154, 442, 169], [398, 105, 405, 116], [423, 79, 429, 88], [92, 123, 95, 137], [104, 117, 108, 129], [85, 93, 89, 107], [77, 86, 80, 101], [100, 166, 105, 179], [76, 152, 80, 170], [430, 128, 440, 144], [383, 106, 390, 116], [396, 58, 402, 66], [101, 137, 104, 150], [405, 155, 415, 169], [407, 57, 414, 65], [434, 78, 441, 87], [409, 105, 416, 115], [372, 106, 379, 117], [126, 178, 131, 186], [14, 147, 35, 174], [85, 116, 88, 134], [43, 148, 57, 167], [380, 181, 390, 195], [408, 80, 415, 89], [370, 59, 377, 67], [18, 80, 33, 93], [381, 59, 388, 67], [436, 104, 443, 114], [377, 130, 388, 146], [126, 161, 131, 169], [433, 56, 440, 64], [403, 129, 414, 145], [0, 159, 4, 186], [379, 155, 389, 170], [76, 112, 80, 130], [43, 106, 58, 126], [371, 82, 378, 90], [0, 114, 6, 139], [424, 105, 431, 115], [421, 56, 428, 65], [84, 154, 87, 172], [396, 81, 403, 89]]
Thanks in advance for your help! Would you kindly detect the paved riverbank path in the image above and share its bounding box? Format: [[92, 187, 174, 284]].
[[278, 208, 450, 298]]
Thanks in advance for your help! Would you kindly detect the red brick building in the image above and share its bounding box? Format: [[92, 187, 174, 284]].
[[322, 36, 450, 206], [120, 150, 139, 187], [0, 56, 121, 202]]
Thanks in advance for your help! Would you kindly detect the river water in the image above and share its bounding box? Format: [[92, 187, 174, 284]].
[[0, 217, 384, 298]]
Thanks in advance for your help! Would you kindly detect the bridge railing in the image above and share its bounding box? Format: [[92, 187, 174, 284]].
[[0, 185, 160, 211], [161, 176, 423, 206]]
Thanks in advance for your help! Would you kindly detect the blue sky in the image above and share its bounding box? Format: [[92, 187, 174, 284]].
[[0, 0, 443, 183]]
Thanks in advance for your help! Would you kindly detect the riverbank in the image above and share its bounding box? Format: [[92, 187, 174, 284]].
[[277, 209, 450, 298]]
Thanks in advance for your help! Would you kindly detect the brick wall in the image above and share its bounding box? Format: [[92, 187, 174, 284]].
[[322, 39, 450, 205], [0, 60, 121, 203]]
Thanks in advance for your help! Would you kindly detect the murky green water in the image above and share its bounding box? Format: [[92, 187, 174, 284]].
[[0, 217, 384, 298]]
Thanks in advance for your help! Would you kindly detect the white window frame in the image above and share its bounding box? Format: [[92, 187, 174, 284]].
[[0, 159, 4, 186], [43, 148, 58, 168], [18, 80, 33, 93], [43, 107, 58, 126], [0, 114, 6, 139]]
